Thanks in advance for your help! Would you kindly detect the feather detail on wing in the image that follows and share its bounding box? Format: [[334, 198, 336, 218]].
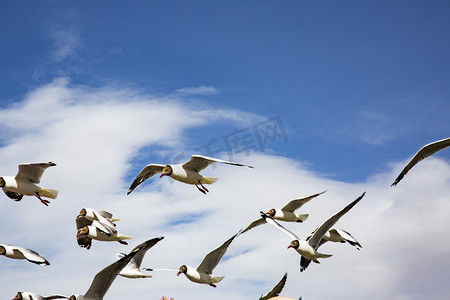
[[15, 162, 56, 183], [127, 164, 165, 194], [197, 232, 239, 274], [260, 212, 299, 241], [308, 192, 365, 249], [183, 155, 253, 172], [281, 190, 326, 212], [259, 272, 288, 300]]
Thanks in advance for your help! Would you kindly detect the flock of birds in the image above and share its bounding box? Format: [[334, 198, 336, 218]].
[[2, 137, 450, 300]]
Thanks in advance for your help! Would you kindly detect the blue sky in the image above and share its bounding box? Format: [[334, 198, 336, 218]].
[[1, 1, 450, 300], [2, 1, 450, 181]]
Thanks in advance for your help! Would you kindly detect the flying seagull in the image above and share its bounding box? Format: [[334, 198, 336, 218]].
[[127, 155, 253, 195], [242, 191, 326, 234], [0, 243, 49, 266], [117, 237, 164, 278], [0, 162, 58, 206], [76, 216, 132, 247], [261, 192, 365, 272], [392, 137, 450, 186], [177, 231, 241, 287]]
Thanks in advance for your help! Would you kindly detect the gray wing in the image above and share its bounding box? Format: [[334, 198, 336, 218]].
[[127, 164, 165, 194], [84, 249, 138, 299], [392, 137, 450, 186], [260, 212, 299, 241], [183, 155, 253, 172], [15, 162, 56, 183], [97, 210, 113, 220], [281, 190, 326, 212], [259, 272, 288, 300], [15, 246, 49, 265], [129, 237, 164, 268], [92, 212, 117, 234], [92, 220, 115, 236], [309, 192, 365, 249], [241, 218, 267, 234], [197, 232, 239, 274], [76, 216, 93, 229]]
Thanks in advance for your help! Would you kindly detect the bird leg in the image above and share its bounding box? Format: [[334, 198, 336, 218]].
[[118, 240, 128, 245], [195, 183, 208, 194], [209, 282, 217, 288], [196, 181, 209, 194], [35, 193, 50, 206]]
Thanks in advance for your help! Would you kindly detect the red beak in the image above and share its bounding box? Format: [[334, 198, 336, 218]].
[[160, 173, 165, 178], [176, 271, 181, 276]]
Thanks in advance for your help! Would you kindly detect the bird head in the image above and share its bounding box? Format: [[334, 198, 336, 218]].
[[266, 209, 276, 217], [177, 265, 187, 276], [160, 165, 173, 178], [76, 226, 89, 237], [288, 240, 299, 249]]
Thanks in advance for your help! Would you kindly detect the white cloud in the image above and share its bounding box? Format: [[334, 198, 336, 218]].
[[174, 86, 220, 96], [1, 80, 450, 300], [50, 29, 81, 62]]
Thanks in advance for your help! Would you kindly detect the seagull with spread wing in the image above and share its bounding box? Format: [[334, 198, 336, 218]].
[[261, 192, 365, 272], [242, 191, 326, 234], [0, 162, 58, 206], [177, 231, 241, 287], [392, 137, 450, 186], [127, 155, 253, 195], [117, 237, 164, 278], [1, 243, 49, 266]]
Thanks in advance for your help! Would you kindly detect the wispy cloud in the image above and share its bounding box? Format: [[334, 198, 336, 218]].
[[1, 80, 450, 300], [350, 109, 403, 146], [50, 29, 81, 62], [174, 86, 220, 96]]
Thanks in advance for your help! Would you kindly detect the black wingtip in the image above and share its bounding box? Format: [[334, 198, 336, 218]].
[[259, 211, 268, 220]]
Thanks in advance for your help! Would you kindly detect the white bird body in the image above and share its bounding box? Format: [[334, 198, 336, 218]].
[[177, 231, 240, 287], [0, 162, 58, 206], [293, 240, 331, 261], [127, 155, 253, 195], [181, 265, 224, 285], [0, 243, 49, 265], [79, 208, 119, 224], [81, 224, 132, 242], [118, 237, 164, 278], [272, 210, 306, 222]]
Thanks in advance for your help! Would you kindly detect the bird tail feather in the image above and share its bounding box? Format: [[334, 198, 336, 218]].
[[39, 188, 58, 199], [202, 177, 218, 184], [296, 213, 309, 222], [119, 235, 134, 240], [212, 276, 225, 283]]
